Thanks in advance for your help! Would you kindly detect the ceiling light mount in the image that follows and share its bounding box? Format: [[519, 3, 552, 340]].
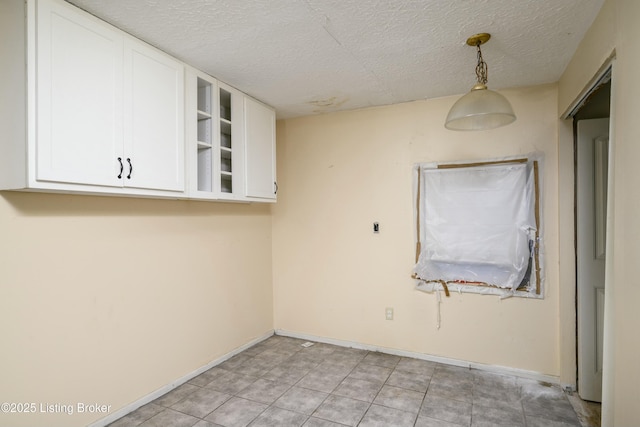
[[445, 32, 516, 131], [466, 33, 491, 47]]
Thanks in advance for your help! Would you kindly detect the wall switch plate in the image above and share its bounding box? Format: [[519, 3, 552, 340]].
[[385, 307, 394, 320]]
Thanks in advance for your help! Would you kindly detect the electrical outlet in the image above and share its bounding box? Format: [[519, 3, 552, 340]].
[[385, 307, 394, 320]]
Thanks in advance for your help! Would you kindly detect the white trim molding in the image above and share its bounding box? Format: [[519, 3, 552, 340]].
[[275, 329, 560, 385]]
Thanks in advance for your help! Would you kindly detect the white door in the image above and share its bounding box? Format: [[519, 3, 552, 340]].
[[37, 0, 123, 186], [244, 97, 276, 199], [577, 118, 609, 402], [123, 39, 184, 192]]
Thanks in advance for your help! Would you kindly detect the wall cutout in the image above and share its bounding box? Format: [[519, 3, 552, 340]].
[[412, 155, 543, 299]]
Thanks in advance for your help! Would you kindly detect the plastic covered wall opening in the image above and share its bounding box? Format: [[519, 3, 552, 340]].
[[412, 155, 543, 299]]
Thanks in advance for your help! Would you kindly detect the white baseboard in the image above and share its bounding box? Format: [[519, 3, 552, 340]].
[[91, 327, 562, 426], [275, 329, 560, 385], [89, 330, 274, 427]]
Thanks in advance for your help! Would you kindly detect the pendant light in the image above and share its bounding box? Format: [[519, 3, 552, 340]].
[[445, 33, 516, 131]]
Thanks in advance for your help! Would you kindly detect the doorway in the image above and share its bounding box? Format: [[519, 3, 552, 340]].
[[572, 75, 611, 404]]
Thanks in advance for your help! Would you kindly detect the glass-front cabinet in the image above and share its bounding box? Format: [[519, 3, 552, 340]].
[[187, 68, 275, 202]]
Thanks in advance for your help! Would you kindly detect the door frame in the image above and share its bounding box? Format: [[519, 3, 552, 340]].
[[558, 58, 615, 393]]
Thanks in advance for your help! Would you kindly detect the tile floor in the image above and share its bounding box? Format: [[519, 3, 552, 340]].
[[108, 335, 583, 427], [566, 393, 601, 427]]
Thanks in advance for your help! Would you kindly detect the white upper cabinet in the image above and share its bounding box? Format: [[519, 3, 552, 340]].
[[123, 39, 184, 192], [1, 0, 275, 203], [1, 0, 185, 197], [36, 0, 123, 187], [244, 97, 277, 201]]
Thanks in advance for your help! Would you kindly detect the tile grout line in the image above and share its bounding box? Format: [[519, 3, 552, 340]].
[[312, 346, 370, 427], [353, 358, 386, 427], [294, 343, 340, 426], [243, 342, 309, 426], [414, 368, 432, 427], [247, 339, 364, 427]]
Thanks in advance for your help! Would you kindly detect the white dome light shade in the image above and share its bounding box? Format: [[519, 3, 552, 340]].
[[445, 85, 516, 131], [445, 33, 516, 131]]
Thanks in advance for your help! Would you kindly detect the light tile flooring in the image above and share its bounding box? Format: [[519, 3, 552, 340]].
[[108, 335, 583, 427], [567, 393, 601, 427]]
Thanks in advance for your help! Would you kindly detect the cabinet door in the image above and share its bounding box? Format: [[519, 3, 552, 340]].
[[36, 0, 123, 187], [123, 39, 184, 192], [244, 97, 276, 200]]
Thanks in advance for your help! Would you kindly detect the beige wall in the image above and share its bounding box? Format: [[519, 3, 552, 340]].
[[559, 0, 640, 425], [6, 1, 640, 425], [606, 4, 640, 424], [0, 193, 274, 427], [273, 84, 562, 377]]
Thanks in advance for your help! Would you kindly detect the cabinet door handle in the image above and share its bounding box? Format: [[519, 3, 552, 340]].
[[274, 181, 278, 194], [127, 158, 132, 179], [117, 157, 123, 179]]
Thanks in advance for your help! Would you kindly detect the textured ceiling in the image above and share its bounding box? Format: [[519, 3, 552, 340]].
[[66, 0, 605, 119]]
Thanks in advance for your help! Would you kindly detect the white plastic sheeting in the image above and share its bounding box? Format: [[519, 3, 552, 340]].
[[413, 156, 543, 298]]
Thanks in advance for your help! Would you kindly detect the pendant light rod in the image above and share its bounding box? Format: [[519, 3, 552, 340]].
[[471, 35, 489, 87], [444, 32, 516, 131], [467, 33, 491, 88]]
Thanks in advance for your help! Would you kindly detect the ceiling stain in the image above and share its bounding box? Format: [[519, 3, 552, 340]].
[[308, 96, 349, 112]]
